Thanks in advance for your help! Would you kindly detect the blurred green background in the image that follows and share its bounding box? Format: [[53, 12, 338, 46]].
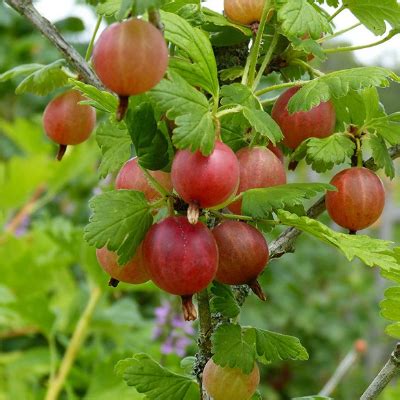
[[1, 1, 400, 399]]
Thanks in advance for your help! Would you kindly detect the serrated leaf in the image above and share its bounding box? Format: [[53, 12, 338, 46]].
[[278, 210, 400, 273], [367, 133, 395, 178], [0, 63, 43, 82], [291, 134, 355, 173], [211, 324, 256, 374], [242, 108, 283, 145], [277, 0, 332, 39], [251, 328, 309, 363], [96, 120, 132, 178], [288, 67, 400, 113], [220, 67, 244, 82], [220, 112, 249, 152], [346, 0, 400, 35], [210, 282, 240, 318], [242, 183, 334, 218], [162, 11, 219, 97], [84, 190, 153, 264], [115, 353, 200, 400], [149, 71, 215, 155], [70, 78, 118, 113], [290, 37, 326, 61], [96, 0, 121, 17], [365, 115, 400, 146], [381, 286, 400, 339], [15, 60, 68, 96], [126, 101, 172, 170], [221, 83, 259, 108]]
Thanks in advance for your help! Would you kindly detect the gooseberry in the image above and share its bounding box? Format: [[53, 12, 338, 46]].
[[224, 0, 272, 25]]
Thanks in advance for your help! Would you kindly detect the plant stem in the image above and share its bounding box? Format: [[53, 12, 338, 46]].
[[5, 0, 103, 88], [45, 286, 101, 400], [328, 4, 345, 22], [319, 348, 358, 396], [138, 164, 170, 197], [360, 343, 400, 400], [324, 30, 399, 54], [209, 210, 254, 221], [85, 15, 102, 62], [292, 59, 324, 77], [318, 23, 361, 43], [260, 95, 279, 106], [215, 105, 243, 119], [356, 138, 363, 167], [148, 8, 163, 31], [196, 289, 213, 400], [242, 0, 272, 87], [255, 80, 304, 97], [253, 29, 280, 90]]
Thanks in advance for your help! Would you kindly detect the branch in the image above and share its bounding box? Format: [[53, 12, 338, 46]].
[[360, 343, 400, 400], [5, 0, 104, 89], [45, 286, 101, 400]]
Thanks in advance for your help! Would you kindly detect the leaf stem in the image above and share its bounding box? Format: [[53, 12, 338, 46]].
[[45, 286, 101, 400], [138, 164, 170, 198], [356, 138, 363, 167], [242, 0, 272, 87], [292, 59, 324, 77], [328, 4, 346, 22], [318, 23, 361, 43], [253, 29, 280, 90], [85, 15, 102, 62], [255, 80, 304, 97], [215, 105, 243, 119], [324, 30, 399, 54], [209, 210, 254, 221]]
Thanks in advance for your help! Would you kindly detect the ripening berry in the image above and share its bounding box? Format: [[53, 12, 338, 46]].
[[96, 246, 149, 284], [325, 167, 385, 233], [116, 158, 172, 202], [203, 359, 260, 400], [228, 146, 286, 214], [171, 142, 240, 209], [271, 87, 336, 149], [43, 89, 96, 160], [92, 18, 168, 96], [224, 0, 272, 25]]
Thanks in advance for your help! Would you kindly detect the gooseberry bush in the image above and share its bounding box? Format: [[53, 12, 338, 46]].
[[2, 0, 400, 398]]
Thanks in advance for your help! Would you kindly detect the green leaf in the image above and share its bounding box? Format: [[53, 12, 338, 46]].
[[97, 0, 121, 17], [288, 67, 400, 113], [220, 67, 244, 82], [252, 328, 309, 363], [115, 353, 200, 400], [54, 17, 85, 32], [161, 11, 219, 97], [366, 133, 395, 178], [211, 324, 256, 374], [277, 0, 332, 39], [278, 210, 400, 273], [291, 134, 355, 173], [126, 101, 172, 171], [346, 0, 400, 35], [242, 183, 334, 218], [220, 113, 248, 152], [70, 79, 118, 113], [84, 190, 153, 264], [293, 397, 333, 400], [380, 286, 400, 338], [96, 120, 132, 178], [0, 63, 43, 82], [210, 282, 240, 318], [242, 107, 283, 145], [15, 60, 69, 96], [290, 37, 326, 61], [149, 72, 215, 155], [365, 115, 400, 146], [221, 83, 259, 108]]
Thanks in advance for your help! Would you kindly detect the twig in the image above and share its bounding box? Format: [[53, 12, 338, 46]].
[[360, 343, 400, 400], [195, 289, 213, 400], [45, 286, 101, 400], [5, 0, 104, 88]]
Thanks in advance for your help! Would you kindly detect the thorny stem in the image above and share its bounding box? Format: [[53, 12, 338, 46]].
[[324, 30, 399, 54], [242, 0, 272, 87], [45, 286, 101, 400], [360, 343, 400, 400], [85, 15, 102, 62]]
